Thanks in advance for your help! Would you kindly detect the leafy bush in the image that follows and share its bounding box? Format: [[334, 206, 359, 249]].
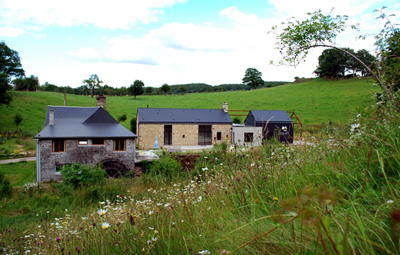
[[22, 181, 41, 193], [0, 172, 12, 198], [148, 153, 182, 179], [60, 163, 106, 188], [24, 139, 36, 151], [140, 160, 152, 174]]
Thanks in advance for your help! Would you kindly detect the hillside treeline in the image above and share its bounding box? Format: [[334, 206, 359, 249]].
[[36, 81, 290, 96]]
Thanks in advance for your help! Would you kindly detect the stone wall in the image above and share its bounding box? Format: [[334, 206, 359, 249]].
[[137, 124, 164, 149], [212, 124, 232, 145], [39, 138, 136, 182], [172, 124, 199, 146], [138, 123, 232, 149]]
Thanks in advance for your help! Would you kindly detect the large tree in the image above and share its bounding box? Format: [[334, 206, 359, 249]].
[[82, 74, 103, 98], [160, 83, 171, 95], [271, 8, 398, 107], [313, 47, 355, 78], [242, 68, 264, 90], [13, 75, 39, 91], [144, 87, 154, 95], [0, 41, 25, 106], [129, 80, 145, 99]]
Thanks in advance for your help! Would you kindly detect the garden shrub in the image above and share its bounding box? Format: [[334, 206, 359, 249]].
[[0, 172, 12, 198], [148, 153, 182, 179], [140, 160, 152, 174], [60, 163, 106, 188]]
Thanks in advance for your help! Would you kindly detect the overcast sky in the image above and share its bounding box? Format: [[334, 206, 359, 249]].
[[1, 0, 399, 88]]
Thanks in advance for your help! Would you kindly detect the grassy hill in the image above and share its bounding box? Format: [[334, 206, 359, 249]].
[[0, 78, 377, 135]]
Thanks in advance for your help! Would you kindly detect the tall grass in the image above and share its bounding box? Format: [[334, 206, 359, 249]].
[[1, 103, 399, 254]]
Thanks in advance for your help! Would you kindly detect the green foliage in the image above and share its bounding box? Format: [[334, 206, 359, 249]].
[[178, 86, 188, 94], [0, 171, 12, 198], [0, 41, 25, 106], [13, 113, 22, 133], [144, 86, 154, 95], [12, 75, 39, 91], [271, 9, 350, 67], [0, 72, 12, 106], [314, 47, 377, 78], [130, 116, 137, 134], [232, 117, 241, 124], [242, 68, 264, 89], [82, 74, 103, 98], [148, 153, 182, 180], [60, 163, 106, 188], [117, 114, 127, 123], [129, 79, 145, 99], [160, 83, 171, 95], [140, 160, 152, 174]]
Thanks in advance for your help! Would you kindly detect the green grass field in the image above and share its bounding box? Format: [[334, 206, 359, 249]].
[[0, 161, 36, 186], [0, 78, 377, 135]]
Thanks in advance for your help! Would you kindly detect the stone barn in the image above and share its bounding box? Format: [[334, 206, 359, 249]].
[[34, 106, 137, 182], [136, 103, 232, 149], [244, 110, 294, 143]]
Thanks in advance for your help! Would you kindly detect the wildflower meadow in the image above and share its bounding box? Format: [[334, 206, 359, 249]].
[[1, 100, 400, 254]]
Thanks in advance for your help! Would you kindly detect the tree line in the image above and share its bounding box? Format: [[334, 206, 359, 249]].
[[314, 48, 377, 79]]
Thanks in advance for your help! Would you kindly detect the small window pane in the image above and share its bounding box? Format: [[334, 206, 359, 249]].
[[92, 139, 104, 145], [217, 132, 222, 141], [244, 133, 253, 143], [78, 140, 88, 145], [114, 139, 126, 151], [52, 139, 66, 152]]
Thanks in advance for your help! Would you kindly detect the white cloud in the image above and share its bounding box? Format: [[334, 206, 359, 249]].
[[0, 0, 187, 29], [68, 47, 101, 61], [0, 25, 26, 37]]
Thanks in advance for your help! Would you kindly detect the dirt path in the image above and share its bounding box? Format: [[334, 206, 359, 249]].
[[0, 157, 36, 164]]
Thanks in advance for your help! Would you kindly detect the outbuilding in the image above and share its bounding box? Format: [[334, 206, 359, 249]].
[[136, 103, 232, 149], [244, 110, 294, 143]]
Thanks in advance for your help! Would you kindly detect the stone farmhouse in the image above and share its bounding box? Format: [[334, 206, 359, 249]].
[[34, 105, 137, 182], [136, 102, 232, 149]]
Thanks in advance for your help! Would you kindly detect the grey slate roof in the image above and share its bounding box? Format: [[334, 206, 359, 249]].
[[35, 106, 137, 139], [248, 110, 293, 123], [137, 108, 232, 124]]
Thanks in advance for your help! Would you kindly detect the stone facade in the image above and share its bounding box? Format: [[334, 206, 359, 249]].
[[172, 124, 199, 146], [39, 138, 136, 181], [137, 123, 232, 149], [137, 124, 164, 150], [212, 124, 232, 145]]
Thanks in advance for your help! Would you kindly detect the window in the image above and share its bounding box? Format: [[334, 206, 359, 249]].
[[217, 132, 222, 141], [92, 139, 105, 145], [114, 139, 126, 151], [52, 139, 66, 152], [78, 140, 88, 145], [244, 133, 253, 143], [55, 163, 71, 172]]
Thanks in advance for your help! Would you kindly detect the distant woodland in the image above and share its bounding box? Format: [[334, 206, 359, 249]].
[[38, 81, 291, 96]]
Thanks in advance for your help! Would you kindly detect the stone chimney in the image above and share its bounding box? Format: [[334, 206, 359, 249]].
[[49, 110, 54, 125], [223, 102, 228, 113], [96, 94, 106, 110]]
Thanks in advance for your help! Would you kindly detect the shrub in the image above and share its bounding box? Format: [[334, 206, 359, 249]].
[[148, 154, 182, 180], [22, 181, 41, 193], [14, 150, 20, 155], [60, 163, 106, 188], [24, 139, 36, 151], [0, 172, 12, 198]]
